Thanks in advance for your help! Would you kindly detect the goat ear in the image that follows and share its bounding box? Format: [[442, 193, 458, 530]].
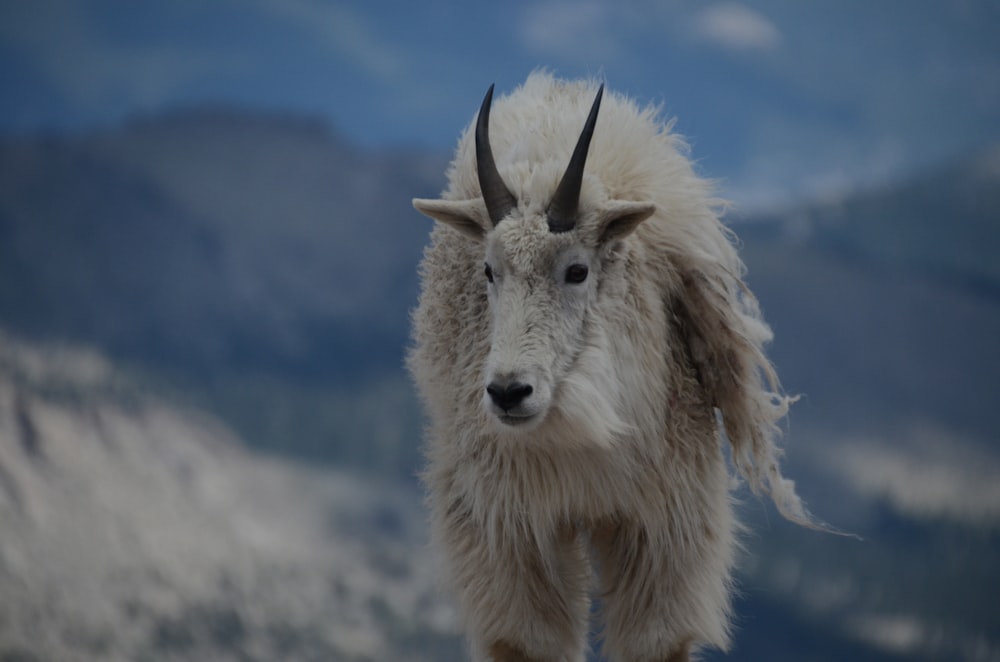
[[597, 200, 656, 244], [412, 198, 488, 240]]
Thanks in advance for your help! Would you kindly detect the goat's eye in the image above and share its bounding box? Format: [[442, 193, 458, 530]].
[[484, 263, 494, 283], [565, 264, 589, 284]]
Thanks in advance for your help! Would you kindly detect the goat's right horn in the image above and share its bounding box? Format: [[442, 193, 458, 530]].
[[475, 84, 517, 226]]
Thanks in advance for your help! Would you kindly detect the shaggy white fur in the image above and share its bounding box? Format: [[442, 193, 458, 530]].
[[409, 72, 811, 662]]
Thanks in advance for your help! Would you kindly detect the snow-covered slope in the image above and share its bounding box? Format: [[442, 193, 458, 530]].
[[0, 332, 459, 661]]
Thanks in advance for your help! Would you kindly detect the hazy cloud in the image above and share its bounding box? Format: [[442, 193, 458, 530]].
[[0, 1, 245, 114], [0, 0, 405, 122], [825, 426, 1000, 526], [848, 614, 925, 657], [247, 0, 402, 80], [692, 2, 781, 53], [518, 0, 619, 62]]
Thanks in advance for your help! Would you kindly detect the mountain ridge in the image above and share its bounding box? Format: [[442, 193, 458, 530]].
[[0, 107, 448, 378]]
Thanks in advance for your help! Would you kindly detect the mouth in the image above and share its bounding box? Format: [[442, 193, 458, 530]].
[[496, 412, 538, 427]]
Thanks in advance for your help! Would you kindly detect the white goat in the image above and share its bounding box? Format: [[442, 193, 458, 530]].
[[409, 72, 811, 662]]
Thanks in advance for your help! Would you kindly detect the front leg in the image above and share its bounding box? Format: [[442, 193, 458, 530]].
[[591, 519, 731, 662], [437, 510, 592, 662]]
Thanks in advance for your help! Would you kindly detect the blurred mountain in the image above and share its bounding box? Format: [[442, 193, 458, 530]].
[[721, 150, 1000, 661], [0, 111, 998, 660], [0, 109, 446, 464], [736, 145, 1000, 443], [0, 109, 447, 379], [792, 146, 1000, 291], [0, 330, 461, 661], [2, 113, 998, 464]]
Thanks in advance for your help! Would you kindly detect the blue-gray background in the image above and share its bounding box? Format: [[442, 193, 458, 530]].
[[1, 2, 998, 660], [4, 1, 998, 207]]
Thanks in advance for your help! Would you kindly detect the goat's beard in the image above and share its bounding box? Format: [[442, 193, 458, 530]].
[[548, 351, 631, 449]]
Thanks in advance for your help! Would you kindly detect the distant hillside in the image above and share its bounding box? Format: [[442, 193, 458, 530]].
[[1, 112, 998, 471], [744, 145, 1000, 293], [0, 331, 461, 661], [0, 109, 448, 378], [735, 147, 1000, 442]]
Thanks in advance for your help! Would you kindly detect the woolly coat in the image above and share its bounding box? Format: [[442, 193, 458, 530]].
[[408, 72, 806, 662]]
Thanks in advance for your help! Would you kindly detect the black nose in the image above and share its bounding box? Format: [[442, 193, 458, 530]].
[[486, 381, 533, 412]]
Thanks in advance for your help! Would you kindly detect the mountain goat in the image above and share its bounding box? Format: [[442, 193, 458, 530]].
[[408, 72, 812, 661]]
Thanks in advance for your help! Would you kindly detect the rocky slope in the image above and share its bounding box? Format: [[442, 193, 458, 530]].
[[0, 331, 460, 661]]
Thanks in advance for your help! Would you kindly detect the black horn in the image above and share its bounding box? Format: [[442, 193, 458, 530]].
[[547, 84, 604, 233], [476, 84, 517, 226]]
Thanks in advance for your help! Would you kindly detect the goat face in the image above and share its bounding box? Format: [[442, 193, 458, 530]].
[[481, 215, 598, 429], [413, 83, 655, 434], [414, 195, 655, 435]]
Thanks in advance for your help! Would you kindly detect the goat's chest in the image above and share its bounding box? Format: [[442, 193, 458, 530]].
[[468, 441, 641, 525]]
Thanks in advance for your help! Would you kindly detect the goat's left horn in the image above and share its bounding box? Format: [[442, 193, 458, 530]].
[[475, 84, 518, 226], [547, 84, 604, 233]]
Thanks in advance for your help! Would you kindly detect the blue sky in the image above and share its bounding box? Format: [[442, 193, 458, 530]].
[[2, 0, 998, 207]]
